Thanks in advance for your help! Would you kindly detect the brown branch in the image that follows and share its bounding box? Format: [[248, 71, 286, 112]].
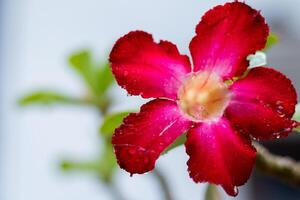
[[254, 142, 300, 186]]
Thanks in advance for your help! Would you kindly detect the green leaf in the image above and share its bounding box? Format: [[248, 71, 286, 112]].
[[163, 133, 186, 154], [69, 50, 98, 94], [96, 63, 114, 95], [60, 160, 98, 172], [293, 105, 300, 121], [60, 142, 117, 183], [69, 50, 114, 98], [18, 91, 86, 106], [100, 111, 131, 137], [264, 33, 279, 51], [293, 105, 300, 132], [205, 184, 221, 200], [69, 50, 91, 70], [97, 142, 117, 183]]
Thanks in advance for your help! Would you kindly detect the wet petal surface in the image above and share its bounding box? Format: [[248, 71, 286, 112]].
[[110, 31, 191, 99], [189, 2, 269, 79], [185, 118, 256, 196], [226, 67, 298, 140], [112, 99, 192, 174]]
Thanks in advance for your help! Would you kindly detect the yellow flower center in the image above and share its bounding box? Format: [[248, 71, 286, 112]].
[[178, 72, 231, 122]]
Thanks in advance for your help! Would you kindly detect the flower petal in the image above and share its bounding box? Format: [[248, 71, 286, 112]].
[[109, 31, 191, 99], [112, 99, 192, 174], [189, 2, 269, 79], [185, 118, 256, 196], [226, 67, 298, 140]]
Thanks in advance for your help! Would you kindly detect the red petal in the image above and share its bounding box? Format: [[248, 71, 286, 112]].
[[112, 99, 192, 174], [109, 31, 191, 99], [226, 67, 298, 140], [189, 2, 269, 79], [185, 118, 256, 196]]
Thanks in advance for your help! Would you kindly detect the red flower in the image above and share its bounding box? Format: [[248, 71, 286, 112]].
[[109, 2, 298, 196]]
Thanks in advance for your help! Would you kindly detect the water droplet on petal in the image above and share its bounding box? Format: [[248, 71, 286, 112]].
[[292, 121, 300, 128], [233, 186, 239, 195], [128, 148, 136, 155]]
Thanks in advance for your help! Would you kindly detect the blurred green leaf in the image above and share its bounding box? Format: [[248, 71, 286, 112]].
[[60, 159, 98, 172], [264, 33, 279, 51], [96, 63, 114, 95], [60, 142, 117, 183], [97, 142, 117, 183], [163, 133, 186, 154], [100, 111, 131, 137], [69, 50, 91, 70], [293, 105, 300, 121], [293, 105, 300, 132], [69, 50, 96, 93], [69, 50, 114, 98], [205, 184, 221, 200], [18, 91, 87, 106]]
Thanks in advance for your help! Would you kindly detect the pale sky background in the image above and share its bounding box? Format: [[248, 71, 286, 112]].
[[1, 0, 300, 200]]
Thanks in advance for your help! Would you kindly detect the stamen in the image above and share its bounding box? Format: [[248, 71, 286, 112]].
[[178, 72, 231, 122]]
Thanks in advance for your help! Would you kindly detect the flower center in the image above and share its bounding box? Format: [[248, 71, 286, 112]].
[[178, 72, 231, 122]]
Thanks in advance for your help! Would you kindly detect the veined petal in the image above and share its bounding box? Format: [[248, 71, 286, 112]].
[[109, 31, 191, 99], [185, 118, 256, 196], [226, 67, 298, 140], [112, 99, 192, 174], [189, 2, 269, 79]]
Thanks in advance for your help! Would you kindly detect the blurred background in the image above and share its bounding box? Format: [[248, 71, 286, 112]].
[[0, 0, 300, 200]]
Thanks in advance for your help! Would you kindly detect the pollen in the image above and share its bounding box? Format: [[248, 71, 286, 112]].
[[178, 72, 231, 122]]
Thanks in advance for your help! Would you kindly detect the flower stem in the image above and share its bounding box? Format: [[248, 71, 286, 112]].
[[152, 168, 173, 200], [254, 143, 300, 186], [205, 184, 221, 200]]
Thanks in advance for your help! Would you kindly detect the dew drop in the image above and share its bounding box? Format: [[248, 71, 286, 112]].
[[292, 121, 300, 128], [128, 148, 136, 155], [283, 127, 292, 132], [277, 105, 284, 110], [233, 186, 239, 195], [158, 142, 165, 151], [251, 135, 259, 141], [114, 148, 119, 154]]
